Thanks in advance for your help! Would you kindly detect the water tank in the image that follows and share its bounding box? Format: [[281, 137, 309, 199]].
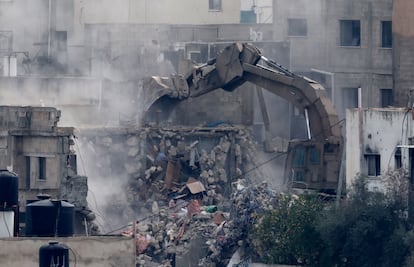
[[0, 170, 19, 207], [39, 241, 69, 267], [26, 199, 74, 237]]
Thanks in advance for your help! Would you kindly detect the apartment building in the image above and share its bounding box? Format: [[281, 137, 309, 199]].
[[271, 0, 393, 119]]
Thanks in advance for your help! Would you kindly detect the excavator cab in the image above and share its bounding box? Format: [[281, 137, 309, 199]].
[[286, 140, 341, 194]]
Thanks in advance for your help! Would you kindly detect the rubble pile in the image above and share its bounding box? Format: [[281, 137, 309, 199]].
[[123, 179, 280, 267], [78, 125, 281, 266]]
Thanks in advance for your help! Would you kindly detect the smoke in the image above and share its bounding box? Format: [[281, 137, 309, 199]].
[[1, 2, 177, 233], [74, 137, 134, 233]]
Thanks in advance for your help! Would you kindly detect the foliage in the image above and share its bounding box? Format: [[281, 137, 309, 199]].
[[249, 175, 412, 266], [249, 194, 324, 265]]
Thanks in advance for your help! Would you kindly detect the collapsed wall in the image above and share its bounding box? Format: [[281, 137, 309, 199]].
[[77, 124, 283, 266]]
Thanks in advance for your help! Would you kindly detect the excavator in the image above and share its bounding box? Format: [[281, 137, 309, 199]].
[[142, 43, 343, 194]]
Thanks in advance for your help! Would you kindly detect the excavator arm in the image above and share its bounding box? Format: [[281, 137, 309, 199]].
[[146, 43, 343, 193]]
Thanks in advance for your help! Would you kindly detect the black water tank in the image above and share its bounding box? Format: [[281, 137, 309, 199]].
[[39, 241, 69, 267], [0, 170, 18, 207], [26, 199, 74, 237]]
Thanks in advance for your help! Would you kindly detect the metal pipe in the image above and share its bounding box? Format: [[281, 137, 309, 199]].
[[48, 0, 51, 58], [256, 86, 273, 152], [304, 108, 312, 139]]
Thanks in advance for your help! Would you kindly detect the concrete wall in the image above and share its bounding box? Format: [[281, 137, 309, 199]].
[[272, 0, 393, 119], [241, 0, 273, 23], [392, 0, 414, 107], [75, 0, 240, 25], [0, 76, 103, 126], [346, 108, 413, 190], [0, 236, 135, 267]]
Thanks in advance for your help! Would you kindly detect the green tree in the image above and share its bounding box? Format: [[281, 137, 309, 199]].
[[249, 175, 411, 266], [317, 176, 410, 267], [249, 194, 324, 266]]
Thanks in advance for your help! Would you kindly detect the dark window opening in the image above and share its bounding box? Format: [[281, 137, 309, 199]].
[[25, 156, 30, 189], [410, 148, 414, 184], [395, 148, 402, 169], [343, 87, 359, 109], [381, 21, 392, 48], [54, 31, 67, 52], [365, 154, 381, 176], [38, 157, 46, 180], [288, 18, 307, 37], [294, 171, 305, 182], [380, 88, 393, 107], [292, 146, 305, 167], [209, 0, 221, 11], [340, 20, 361, 46], [67, 154, 77, 173], [309, 147, 320, 164], [324, 143, 339, 154]]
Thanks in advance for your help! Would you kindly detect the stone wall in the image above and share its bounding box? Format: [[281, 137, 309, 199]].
[[0, 236, 135, 267]]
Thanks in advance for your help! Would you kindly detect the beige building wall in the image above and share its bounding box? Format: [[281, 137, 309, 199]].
[[241, 0, 273, 23], [0, 236, 135, 267], [75, 0, 240, 25]]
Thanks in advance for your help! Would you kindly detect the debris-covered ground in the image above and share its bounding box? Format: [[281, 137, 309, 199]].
[[77, 125, 285, 266]]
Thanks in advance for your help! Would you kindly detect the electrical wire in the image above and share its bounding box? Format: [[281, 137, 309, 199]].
[[104, 213, 156, 235], [74, 137, 108, 233], [68, 246, 78, 267]]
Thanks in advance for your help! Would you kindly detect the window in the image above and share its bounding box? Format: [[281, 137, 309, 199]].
[[380, 88, 393, 107], [365, 154, 381, 176], [288, 19, 307, 37], [25, 156, 30, 189], [38, 157, 46, 180], [381, 21, 392, 48], [209, 0, 221, 11], [0, 31, 12, 51], [309, 147, 320, 164], [188, 51, 202, 63], [342, 87, 359, 109], [340, 20, 361, 46], [55, 31, 67, 52], [240, 11, 256, 24], [292, 146, 305, 167], [395, 148, 402, 169]]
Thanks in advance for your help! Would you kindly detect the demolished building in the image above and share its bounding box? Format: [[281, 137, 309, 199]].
[[76, 123, 282, 266], [0, 105, 96, 235]]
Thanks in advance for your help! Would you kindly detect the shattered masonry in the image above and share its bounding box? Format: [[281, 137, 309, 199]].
[[78, 124, 278, 266]]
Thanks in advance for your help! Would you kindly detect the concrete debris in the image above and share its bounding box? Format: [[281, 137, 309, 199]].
[[78, 125, 281, 266]]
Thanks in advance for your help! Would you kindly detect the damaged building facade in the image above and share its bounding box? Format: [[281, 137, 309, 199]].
[[346, 108, 414, 190], [0, 105, 95, 235]]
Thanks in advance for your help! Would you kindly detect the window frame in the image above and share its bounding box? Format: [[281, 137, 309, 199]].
[[395, 147, 402, 169], [342, 87, 359, 109], [0, 31, 13, 52], [287, 18, 308, 37], [38, 157, 47, 180], [380, 88, 393, 107], [208, 0, 222, 11], [364, 154, 381, 177], [381, 20, 392, 48], [339, 19, 361, 47]]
